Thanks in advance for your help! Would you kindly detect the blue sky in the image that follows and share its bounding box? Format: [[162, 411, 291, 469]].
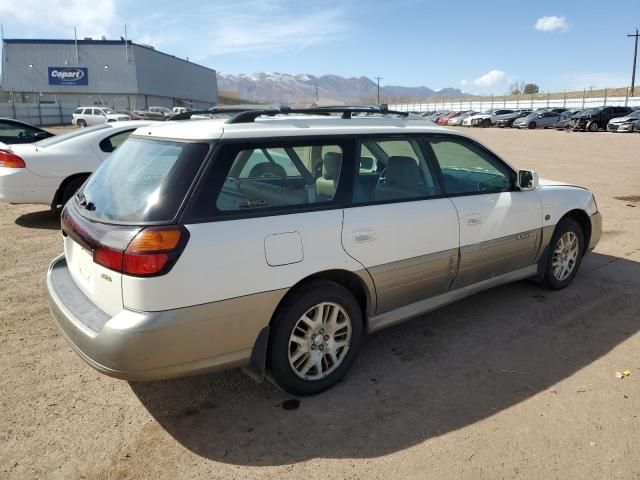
[[1, 0, 639, 94]]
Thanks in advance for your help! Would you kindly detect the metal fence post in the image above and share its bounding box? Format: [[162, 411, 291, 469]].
[[603, 88, 608, 106], [516, 94, 519, 109], [546, 91, 550, 108], [582, 89, 586, 109], [625, 88, 629, 107], [530, 93, 534, 109], [490, 94, 494, 109], [58, 102, 63, 125], [563, 90, 567, 108]]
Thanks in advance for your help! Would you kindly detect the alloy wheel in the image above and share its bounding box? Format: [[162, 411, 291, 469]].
[[552, 231, 579, 281], [288, 302, 352, 380]]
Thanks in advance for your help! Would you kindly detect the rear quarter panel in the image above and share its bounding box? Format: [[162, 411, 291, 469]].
[[122, 210, 367, 312]]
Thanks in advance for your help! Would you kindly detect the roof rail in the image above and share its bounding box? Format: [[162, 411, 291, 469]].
[[168, 105, 274, 121], [225, 104, 410, 124]]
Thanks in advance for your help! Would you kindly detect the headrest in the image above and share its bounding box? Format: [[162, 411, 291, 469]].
[[322, 152, 342, 180], [385, 156, 423, 187], [248, 162, 286, 179]]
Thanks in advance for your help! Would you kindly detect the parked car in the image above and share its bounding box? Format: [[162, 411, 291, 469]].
[[0, 118, 54, 144], [607, 109, 640, 133], [552, 110, 582, 130], [463, 109, 515, 127], [172, 107, 189, 114], [45, 107, 601, 396], [72, 107, 130, 127], [447, 111, 476, 126], [513, 111, 562, 129], [494, 110, 532, 128], [0, 121, 156, 208], [567, 106, 633, 132], [116, 110, 147, 121], [148, 106, 174, 119], [436, 111, 458, 125]]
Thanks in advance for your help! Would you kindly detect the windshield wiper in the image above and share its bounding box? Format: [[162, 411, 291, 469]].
[[75, 191, 96, 211]]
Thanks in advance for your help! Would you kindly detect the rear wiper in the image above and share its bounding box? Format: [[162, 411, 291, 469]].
[[75, 191, 96, 211]]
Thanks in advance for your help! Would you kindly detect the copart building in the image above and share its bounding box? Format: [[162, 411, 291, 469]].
[[1, 38, 218, 110]]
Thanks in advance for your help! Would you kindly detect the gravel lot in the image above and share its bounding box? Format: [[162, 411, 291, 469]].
[[1, 127, 639, 480]]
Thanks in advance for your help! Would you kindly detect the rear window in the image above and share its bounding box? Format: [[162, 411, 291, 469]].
[[78, 138, 210, 223]]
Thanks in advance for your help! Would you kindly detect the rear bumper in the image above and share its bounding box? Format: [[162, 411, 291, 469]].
[[46, 255, 284, 381], [588, 211, 602, 252]]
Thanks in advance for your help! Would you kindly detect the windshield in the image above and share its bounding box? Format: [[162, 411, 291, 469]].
[[580, 108, 602, 115], [78, 138, 210, 223], [102, 108, 114, 114], [36, 124, 111, 147], [628, 110, 640, 119]]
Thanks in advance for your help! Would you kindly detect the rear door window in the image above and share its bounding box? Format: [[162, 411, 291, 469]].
[[353, 138, 440, 203]]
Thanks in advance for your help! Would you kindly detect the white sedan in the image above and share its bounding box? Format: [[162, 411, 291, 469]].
[[0, 121, 157, 209]]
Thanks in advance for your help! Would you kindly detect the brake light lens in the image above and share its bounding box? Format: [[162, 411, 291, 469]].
[[93, 227, 187, 276], [0, 150, 26, 168]]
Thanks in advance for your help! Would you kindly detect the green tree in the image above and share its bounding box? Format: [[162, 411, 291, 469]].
[[523, 83, 540, 94]]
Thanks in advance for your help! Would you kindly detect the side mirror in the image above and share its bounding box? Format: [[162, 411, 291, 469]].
[[518, 170, 539, 190]]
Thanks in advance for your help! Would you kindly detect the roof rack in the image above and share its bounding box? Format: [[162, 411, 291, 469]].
[[168, 104, 410, 123], [168, 105, 276, 121], [226, 104, 410, 124]]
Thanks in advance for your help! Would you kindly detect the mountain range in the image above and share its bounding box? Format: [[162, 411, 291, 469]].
[[217, 72, 465, 105]]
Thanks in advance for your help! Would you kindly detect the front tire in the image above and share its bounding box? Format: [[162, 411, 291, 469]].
[[528, 121, 537, 129], [77, 119, 87, 128], [269, 281, 363, 396], [587, 121, 599, 132], [543, 218, 585, 290]]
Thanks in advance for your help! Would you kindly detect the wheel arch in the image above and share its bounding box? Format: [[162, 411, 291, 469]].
[[561, 209, 592, 252], [269, 269, 374, 329]]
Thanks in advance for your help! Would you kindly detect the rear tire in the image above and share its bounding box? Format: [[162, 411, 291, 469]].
[[482, 118, 491, 128], [60, 176, 88, 207], [587, 121, 599, 132], [542, 218, 585, 290], [528, 121, 537, 129], [77, 119, 87, 128], [269, 281, 363, 396]]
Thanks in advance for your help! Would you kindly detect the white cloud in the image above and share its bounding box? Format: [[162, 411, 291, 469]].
[[460, 79, 469, 86], [474, 70, 506, 88], [128, 2, 351, 60], [0, 0, 116, 38], [535, 16, 568, 33]]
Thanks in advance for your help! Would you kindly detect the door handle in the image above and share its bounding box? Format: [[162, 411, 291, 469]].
[[465, 214, 482, 225], [353, 229, 376, 243]]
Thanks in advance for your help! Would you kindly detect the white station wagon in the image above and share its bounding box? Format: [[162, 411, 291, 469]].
[[46, 106, 602, 395]]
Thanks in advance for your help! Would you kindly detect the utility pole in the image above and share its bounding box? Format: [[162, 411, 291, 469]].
[[375, 76, 383, 104], [628, 28, 639, 96]]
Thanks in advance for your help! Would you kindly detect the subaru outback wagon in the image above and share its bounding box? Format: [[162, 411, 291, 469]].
[[47, 106, 602, 395]]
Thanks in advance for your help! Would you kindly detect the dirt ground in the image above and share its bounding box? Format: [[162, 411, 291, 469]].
[[1, 127, 639, 480]]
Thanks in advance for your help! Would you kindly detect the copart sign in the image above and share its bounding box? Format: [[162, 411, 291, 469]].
[[48, 67, 88, 86]]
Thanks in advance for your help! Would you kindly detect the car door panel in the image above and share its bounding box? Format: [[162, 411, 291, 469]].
[[428, 135, 543, 289], [343, 199, 459, 313]]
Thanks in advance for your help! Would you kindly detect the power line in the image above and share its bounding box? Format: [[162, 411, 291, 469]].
[[628, 28, 639, 96]]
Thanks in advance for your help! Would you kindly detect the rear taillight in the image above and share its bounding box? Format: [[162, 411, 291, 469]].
[[0, 150, 26, 168], [93, 227, 188, 276]]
